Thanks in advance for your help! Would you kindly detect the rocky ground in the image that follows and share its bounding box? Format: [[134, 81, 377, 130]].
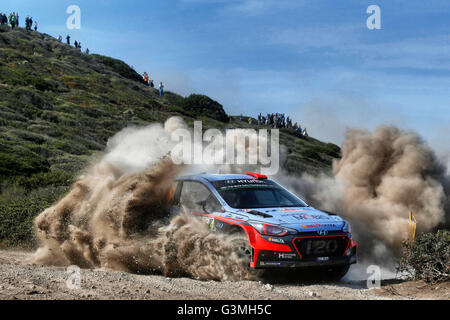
[[0, 250, 448, 300]]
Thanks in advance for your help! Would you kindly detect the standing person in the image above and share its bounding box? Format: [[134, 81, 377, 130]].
[[85, 48, 89, 54], [74, 40, 78, 48], [159, 82, 164, 97], [34, 21, 37, 31], [66, 35, 71, 45], [16, 13, 19, 27], [57, 35, 62, 42], [10, 13, 15, 29], [143, 72, 149, 86], [78, 42, 82, 51], [149, 79, 154, 88]]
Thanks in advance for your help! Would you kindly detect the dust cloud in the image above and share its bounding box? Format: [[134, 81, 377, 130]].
[[280, 126, 448, 265], [32, 116, 448, 281], [32, 117, 254, 281]]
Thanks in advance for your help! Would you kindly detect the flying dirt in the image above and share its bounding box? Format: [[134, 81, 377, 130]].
[[31, 117, 449, 280], [32, 118, 255, 281], [280, 126, 449, 265]]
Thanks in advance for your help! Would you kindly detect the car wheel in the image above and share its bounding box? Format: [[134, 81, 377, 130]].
[[230, 238, 253, 265]]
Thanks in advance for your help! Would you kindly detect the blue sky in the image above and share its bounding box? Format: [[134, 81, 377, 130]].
[[2, 0, 449, 155]]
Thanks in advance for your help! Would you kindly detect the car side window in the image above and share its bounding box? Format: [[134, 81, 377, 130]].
[[180, 181, 219, 213]]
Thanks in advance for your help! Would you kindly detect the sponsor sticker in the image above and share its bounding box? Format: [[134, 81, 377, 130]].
[[316, 257, 330, 261]]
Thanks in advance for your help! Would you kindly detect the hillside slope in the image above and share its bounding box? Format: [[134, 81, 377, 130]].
[[0, 26, 340, 247]]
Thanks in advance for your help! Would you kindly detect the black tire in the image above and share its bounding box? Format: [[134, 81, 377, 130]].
[[230, 238, 253, 266], [230, 237, 264, 278]]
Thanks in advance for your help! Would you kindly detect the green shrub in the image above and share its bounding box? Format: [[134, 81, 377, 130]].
[[91, 54, 144, 84], [0, 186, 69, 247], [0, 144, 50, 178], [12, 170, 75, 191], [172, 94, 230, 122], [398, 230, 450, 283], [301, 148, 323, 162]]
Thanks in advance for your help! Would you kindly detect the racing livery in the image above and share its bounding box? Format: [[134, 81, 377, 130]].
[[170, 172, 357, 279]]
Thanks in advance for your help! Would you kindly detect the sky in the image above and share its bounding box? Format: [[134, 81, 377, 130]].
[[1, 0, 449, 157]]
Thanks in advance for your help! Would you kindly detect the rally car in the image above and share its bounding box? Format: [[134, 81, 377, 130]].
[[170, 172, 357, 280]]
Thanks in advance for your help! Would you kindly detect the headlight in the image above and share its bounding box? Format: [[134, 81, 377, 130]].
[[248, 221, 296, 236], [342, 221, 351, 233]]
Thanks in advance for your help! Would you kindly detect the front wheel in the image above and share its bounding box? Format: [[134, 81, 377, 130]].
[[229, 237, 264, 278], [230, 238, 253, 266]]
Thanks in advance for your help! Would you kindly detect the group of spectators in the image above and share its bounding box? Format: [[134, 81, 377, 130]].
[[55, 34, 89, 54], [0, 12, 37, 31], [243, 113, 308, 136], [25, 15, 37, 31], [142, 72, 165, 97]]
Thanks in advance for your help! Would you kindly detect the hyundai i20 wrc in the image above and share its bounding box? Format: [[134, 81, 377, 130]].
[[170, 172, 357, 280]]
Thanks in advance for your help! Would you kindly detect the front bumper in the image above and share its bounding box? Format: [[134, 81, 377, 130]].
[[249, 232, 358, 269], [255, 246, 357, 268]]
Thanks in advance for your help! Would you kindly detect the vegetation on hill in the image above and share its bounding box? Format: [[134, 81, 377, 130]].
[[0, 26, 340, 247], [398, 230, 450, 283]]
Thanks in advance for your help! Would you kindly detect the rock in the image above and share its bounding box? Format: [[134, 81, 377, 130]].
[[264, 284, 273, 291]]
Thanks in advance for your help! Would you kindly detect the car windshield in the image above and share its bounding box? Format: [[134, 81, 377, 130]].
[[217, 186, 307, 209]]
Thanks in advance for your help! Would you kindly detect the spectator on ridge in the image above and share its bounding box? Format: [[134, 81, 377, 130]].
[[25, 16, 33, 31], [66, 35, 71, 45], [0, 13, 7, 25], [159, 82, 164, 97], [143, 72, 149, 86]]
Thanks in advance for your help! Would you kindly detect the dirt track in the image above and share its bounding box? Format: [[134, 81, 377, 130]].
[[0, 250, 448, 300]]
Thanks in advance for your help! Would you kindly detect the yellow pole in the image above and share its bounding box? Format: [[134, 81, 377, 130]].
[[409, 211, 417, 241]]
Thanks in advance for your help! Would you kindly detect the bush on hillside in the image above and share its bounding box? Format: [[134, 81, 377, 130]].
[[0, 144, 49, 178], [0, 186, 69, 247], [177, 94, 229, 122], [91, 54, 144, 84], [397, 230, 450, 283]]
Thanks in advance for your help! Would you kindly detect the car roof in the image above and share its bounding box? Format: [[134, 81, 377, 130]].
[[176, 173, 255, 182]]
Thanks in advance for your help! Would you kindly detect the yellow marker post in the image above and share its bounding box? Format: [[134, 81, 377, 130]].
[[408, 211, 417, 241]]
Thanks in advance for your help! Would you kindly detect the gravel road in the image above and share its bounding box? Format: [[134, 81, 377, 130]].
[[0, 250, 447, 300]]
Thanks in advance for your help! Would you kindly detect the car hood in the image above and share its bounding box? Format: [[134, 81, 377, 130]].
[[230, 206, 345, 232]]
